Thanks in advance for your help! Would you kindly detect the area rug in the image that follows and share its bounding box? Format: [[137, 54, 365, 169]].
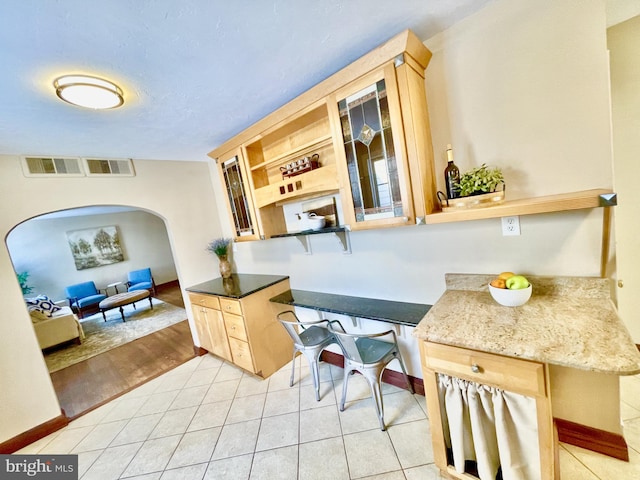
[[44, 297, 188, 373]]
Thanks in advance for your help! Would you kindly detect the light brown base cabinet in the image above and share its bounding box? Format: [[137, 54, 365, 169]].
[[188, 279, 293, 379], [419, 341, 560, 480]]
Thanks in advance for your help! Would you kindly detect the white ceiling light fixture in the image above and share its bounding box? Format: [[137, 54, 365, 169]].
[[53, 74, 124, 109]]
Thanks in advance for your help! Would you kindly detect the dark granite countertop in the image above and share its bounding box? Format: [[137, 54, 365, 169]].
[[269, 289, 431, 327], [186, 274, 289, 299]]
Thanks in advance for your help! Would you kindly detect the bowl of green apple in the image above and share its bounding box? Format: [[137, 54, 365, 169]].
[[488, 272, 532, 307]]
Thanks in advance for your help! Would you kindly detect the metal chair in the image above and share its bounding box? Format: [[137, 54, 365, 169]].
[[277, 310, 340, 401], [327, 321, 413, 431]]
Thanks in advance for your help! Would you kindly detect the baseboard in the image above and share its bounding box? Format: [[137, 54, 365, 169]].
[[554, 417, 629, 461], [320, 350, 424, 396], [0, 412, 69, 454], [157, 279, 180, 291], [194, 346, 208, 356]]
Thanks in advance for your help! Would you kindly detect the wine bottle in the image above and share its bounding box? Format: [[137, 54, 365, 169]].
[[444, 144, 461, 199]]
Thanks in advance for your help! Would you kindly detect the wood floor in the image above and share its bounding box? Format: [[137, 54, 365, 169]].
[[49, 281, 196, 419]]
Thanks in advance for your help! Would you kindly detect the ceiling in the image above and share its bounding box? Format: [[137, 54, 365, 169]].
[[0, 0, 494, 163]]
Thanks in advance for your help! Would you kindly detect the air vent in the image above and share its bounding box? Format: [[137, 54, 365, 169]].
[[82, 158, 135, 177], [21, 156, 84, 177]]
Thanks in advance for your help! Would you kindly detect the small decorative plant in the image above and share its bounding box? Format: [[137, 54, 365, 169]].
[[17, 271, 34, 295], [206, 238, 232, 258], [455, 164, 504, 197]]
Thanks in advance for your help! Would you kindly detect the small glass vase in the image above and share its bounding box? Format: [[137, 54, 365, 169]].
[[218, 255, 232, 279]]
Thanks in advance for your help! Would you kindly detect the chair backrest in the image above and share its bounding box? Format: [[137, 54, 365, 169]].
[[277, 311, 304, 345], [327, 324, 396, 365], [330, 330, 364, 363], [65, 281, 98, 300], [128, 268, 152, 284]]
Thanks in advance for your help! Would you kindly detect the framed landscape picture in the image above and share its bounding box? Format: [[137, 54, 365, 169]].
[[67, 225, 124, 270]]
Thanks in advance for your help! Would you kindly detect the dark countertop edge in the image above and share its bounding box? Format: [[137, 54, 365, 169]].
[[270, 289, 431, 327], [270, 226, 347, 239], [186, 274, 289, 299]]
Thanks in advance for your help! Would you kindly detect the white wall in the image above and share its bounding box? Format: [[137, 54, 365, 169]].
[[7, 210, 177, 301], [0, 157, 223, 444]]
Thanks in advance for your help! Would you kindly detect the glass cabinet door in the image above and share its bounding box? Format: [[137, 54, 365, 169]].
[[333, 64, 413, 228], [218, 150, 260, 241]]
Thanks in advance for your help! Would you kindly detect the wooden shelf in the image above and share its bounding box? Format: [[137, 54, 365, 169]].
[[249, 135, 333, 171], [253, 164, 339, 208], [423, 189, 616, 224]]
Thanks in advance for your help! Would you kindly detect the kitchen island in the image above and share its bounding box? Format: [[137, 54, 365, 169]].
[[413, 273, 640, 480], [186, 274, 293, 378]]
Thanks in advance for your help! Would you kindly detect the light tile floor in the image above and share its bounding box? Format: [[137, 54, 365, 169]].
[[18, 355, 640, 479]]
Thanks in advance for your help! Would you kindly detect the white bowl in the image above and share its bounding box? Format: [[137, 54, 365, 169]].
[[488, 283, 532, 307]]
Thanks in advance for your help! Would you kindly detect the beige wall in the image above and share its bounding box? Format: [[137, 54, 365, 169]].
[[0, 157, 223, 444], [214, 0, 619, 432], [0, 0, 622, 445], [608, 15, 640, 340]]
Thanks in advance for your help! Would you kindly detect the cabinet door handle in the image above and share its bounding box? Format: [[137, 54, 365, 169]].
[[471, 364, 481, 373]]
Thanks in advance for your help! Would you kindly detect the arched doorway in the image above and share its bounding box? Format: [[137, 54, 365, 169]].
[[6, 205, 196, 418]]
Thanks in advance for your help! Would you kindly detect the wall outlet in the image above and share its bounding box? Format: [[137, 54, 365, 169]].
[[501, 216, 521, 236]]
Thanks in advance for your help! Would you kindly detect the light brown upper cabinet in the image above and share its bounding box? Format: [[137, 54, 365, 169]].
[[208, 30, 437, 239], [328, 60, 434, 230], [241, 99, 340, 239]]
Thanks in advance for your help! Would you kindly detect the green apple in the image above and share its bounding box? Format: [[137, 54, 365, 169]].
[[506, 275, 529, 290]]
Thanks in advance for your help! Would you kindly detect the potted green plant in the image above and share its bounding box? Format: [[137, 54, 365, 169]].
[[17, 271, 34, 295], [440, 164, 505, 210], [456, 164, 504, 197], [206, 238, 233, 279]]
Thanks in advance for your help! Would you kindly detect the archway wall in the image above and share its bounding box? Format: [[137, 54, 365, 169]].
[[0, 155, 223, 444], [8, 209, 178, 302]]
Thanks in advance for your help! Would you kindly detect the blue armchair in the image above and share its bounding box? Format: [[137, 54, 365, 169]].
[[126, 268, 157, 296], [65, 281, 107, 319]]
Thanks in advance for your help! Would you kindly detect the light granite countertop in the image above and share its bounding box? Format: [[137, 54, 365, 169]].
[[413, 273, 640, 375]]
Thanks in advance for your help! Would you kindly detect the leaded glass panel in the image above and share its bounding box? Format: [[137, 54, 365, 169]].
[[338, 79, 402, 222], [222, 156, 254, 237]]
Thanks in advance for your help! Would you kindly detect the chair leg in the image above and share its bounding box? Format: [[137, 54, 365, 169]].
[[301, 349, 322, 401], [364, 369, 386, 431], [289, 349, 297, 388], [311, 354, 322, 401], [340, 367, 352, 412]]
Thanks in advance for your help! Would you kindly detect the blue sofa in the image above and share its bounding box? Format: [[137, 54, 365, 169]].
[[65, 281, 107, 319]]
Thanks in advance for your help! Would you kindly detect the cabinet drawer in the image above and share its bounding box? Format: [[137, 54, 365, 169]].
[[224, 312, 248, 342], [189, 293, 220, 310], [422, 342, 546, 398], [229, 337, 254, 372], [220, 298, 242, 316]]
